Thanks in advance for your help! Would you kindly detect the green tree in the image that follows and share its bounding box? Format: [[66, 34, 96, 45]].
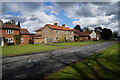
[[101, 28, 112, 40], [5, 20, 16, 25], [82, 27, 91, 32], [74, 25, 83, 32], [113, 31, 118, 38], [17, 21, 21, 28], [95, 26, 102, 33]]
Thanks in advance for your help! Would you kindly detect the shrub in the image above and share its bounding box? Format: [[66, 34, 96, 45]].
[[14, 35, 21, 44], [3, 37, 7, 43], [29, 39, 34, 44], [59, 35, 66, 42]]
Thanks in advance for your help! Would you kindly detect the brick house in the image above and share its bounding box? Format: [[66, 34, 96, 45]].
[[20, 29, 30, 44], [73, 29, 90, 41], [34, 23, 74, 43], [0, 20, 31, 46]]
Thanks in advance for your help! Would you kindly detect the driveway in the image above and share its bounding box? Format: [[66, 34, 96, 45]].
[[2, 41, 117, 80]]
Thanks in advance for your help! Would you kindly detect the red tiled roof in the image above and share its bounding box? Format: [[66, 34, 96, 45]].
[[84, 31, 92, 34], [74, 29, 90, 37], [1, 24, 20, 30], [36, 24, 73, 31], [36, 27, 43, 32], [20, 28, 30, 35]]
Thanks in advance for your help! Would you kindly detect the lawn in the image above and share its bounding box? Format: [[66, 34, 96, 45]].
[[44, 42, 119, 80], [1, 44, 65, 56], [48, 40, 107, 46]]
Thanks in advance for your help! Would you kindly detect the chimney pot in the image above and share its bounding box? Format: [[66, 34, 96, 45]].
[[62, 24, 65, 27], [54, 22, 58, 26]]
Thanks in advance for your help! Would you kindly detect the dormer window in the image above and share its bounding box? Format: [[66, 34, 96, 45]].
[[6, 29, 13, 34]]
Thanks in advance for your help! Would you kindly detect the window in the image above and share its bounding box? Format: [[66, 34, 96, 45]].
[[6, 38, 13, 43], [65, 31, 68, 34], [6, 29, 13, 34], [21, 38, 24, 42], [56, 31, 59, 34]]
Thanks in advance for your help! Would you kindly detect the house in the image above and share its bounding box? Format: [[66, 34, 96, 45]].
[[0, 20, 31, 46], [34, 22, 74, 43], [20, 29, 30, 44], [73, 29, 90, 41], [89, 30, 101, 40]]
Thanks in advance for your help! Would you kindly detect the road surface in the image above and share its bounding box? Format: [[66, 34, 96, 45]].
[[2, 41, 117, 80]]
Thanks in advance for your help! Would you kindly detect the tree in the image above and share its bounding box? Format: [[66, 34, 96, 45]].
[[17, 21, 21, 28], [101, 28, 112, 40], [82, 27, 91, 32], [5, 20, 16, 25], [95, 26, 102, 33], [74, 25, 83, 32], [113, 31, 118, 38]]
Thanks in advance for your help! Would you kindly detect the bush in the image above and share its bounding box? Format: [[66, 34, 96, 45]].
[[3, 37, 7, 43], [29, 39, 34, 44], [59, 36, 66, 42], [74, 36, 80, 42], [14, 35, 21, 44]]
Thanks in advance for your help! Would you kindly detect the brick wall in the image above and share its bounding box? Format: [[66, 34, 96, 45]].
[[35, 26, 74, 43], [2, 29, 20, 44], [34, 37, 45, 44], [21, 35, 30, 44]]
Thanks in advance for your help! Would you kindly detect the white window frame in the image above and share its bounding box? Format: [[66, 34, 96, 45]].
[[21, 38, 24, 42], [6, 29, 13, 34], [65, 31, 68, 34], [6, 38, 13, 43]]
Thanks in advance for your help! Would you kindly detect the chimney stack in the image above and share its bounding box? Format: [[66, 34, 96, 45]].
[[62, 24, 65, 27], [54, 22, 58, 26]]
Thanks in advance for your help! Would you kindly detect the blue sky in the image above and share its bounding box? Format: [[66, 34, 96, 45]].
[[2, 2, 119, 33]]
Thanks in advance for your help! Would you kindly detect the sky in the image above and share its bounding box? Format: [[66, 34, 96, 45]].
[[1, 2, 119, 34]]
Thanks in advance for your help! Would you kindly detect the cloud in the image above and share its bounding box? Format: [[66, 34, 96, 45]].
[[54, 2, 103, 18], [57, 2, 119, 32], [2, 2, 43, 13], [72, 14, 118, 31], [2, 2, 58, 33], [2, 2, 119, 33], [3, 15, 27, 23]]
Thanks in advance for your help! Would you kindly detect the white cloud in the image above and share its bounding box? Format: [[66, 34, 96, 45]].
[[2, 2, 58, 33], [2, 2, 119, 33], [72, 14, 118, 31]]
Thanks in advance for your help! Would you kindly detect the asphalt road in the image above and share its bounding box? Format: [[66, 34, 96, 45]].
[[2, 41, 117, 80]]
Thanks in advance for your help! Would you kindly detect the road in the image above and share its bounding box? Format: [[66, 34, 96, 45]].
[[2, 41, 117, 80]]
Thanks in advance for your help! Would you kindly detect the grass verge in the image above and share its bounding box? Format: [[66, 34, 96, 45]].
[[48, 40, 107, 46], [1, 44, 65, 56], [44, 42, 119, 80]]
